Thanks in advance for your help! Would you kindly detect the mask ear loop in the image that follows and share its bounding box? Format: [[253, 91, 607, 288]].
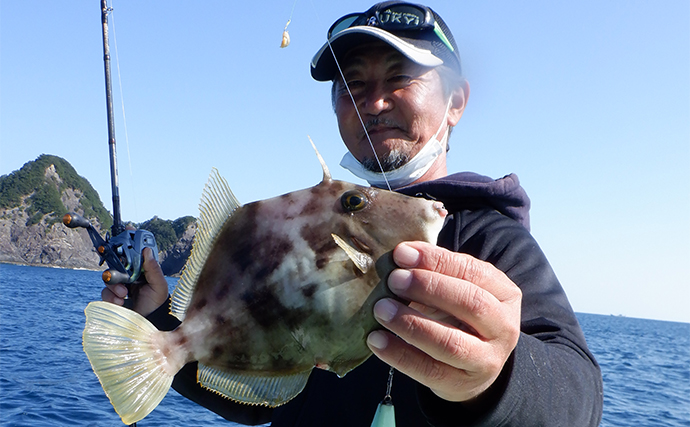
[[324, 30, 397, 427], [315, 12, 397, 425], [431, 96, 453, 149]]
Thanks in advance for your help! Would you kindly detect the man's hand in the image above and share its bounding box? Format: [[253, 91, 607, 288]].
[[101, 247, 169, 317], [367, 241, 522, 402]]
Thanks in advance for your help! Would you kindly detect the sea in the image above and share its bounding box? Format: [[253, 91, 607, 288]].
[[0, 263, 688, 426]]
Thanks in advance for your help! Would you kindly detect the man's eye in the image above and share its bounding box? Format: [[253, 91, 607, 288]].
[[388, 75, 411, 84], [345, 80, 365, 89]]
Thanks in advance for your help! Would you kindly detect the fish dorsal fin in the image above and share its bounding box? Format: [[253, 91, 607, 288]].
[[308, 135, 331, 182], [171, 168, 241, 321], [197, 363, 311, 407], [332, 233, 373, 274]]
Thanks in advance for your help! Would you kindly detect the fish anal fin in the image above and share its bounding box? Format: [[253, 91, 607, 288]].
[[332, 233, 373, 274], [172, 168, 241, 321], [197, 364, 311, 407]]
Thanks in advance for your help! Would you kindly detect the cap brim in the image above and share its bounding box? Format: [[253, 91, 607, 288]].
[[311, 26, 443, 81]]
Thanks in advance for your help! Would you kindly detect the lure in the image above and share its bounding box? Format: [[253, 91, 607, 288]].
[[371, 401, 395, 427], [280, 19, 291, 48]]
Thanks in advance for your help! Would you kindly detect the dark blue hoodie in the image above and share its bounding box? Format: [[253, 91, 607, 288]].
[[399, 172, 531, 231]]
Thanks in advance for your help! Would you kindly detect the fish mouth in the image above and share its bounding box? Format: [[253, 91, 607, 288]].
[[424, 201, 448, 244], [433, 202, 448, 218]]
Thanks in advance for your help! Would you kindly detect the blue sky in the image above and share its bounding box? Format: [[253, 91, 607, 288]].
[[1, 1, 688, 323]]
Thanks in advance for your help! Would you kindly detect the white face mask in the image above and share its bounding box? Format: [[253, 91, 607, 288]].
[[340, 97, 453, 189]]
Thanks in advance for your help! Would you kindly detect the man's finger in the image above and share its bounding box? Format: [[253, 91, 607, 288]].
[[393, 242, 521, 302], [373, 298, 490, 370], [142, 248, 165, 283], [103, 282, 128, 299], [391, 272, 496, 338], [367, 327, 488, 402], [101, 286, 124, 306]]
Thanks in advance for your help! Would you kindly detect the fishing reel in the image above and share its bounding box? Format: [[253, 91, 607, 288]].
[[63, 212, 159, 286]]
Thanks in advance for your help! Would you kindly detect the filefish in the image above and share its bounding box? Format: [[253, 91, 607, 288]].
[[82, 148, 447, 425]]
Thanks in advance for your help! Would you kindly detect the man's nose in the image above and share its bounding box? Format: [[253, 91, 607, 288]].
[[359, 84, 392, 116]]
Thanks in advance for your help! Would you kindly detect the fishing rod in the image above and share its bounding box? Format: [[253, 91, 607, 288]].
[[63, 0, 158, 298]]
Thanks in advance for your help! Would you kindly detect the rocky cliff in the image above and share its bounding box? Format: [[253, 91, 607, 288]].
[[0, 155, 195, 276]]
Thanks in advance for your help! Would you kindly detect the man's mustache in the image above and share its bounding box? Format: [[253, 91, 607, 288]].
[[359, 118, 405, 138]]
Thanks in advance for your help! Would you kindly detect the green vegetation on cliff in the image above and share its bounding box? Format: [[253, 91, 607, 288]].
[[0, 154, 113, 228], [1, 154, 197, 273], [139, 215, 196, 252]]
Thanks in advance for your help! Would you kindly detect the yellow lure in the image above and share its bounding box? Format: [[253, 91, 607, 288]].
[[280, 19, 291, 48]]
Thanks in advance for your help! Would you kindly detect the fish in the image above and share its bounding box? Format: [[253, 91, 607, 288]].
[[82, 146, 447, 425]]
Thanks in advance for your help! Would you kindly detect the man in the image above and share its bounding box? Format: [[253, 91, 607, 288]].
[[103, 2, 603, 425]]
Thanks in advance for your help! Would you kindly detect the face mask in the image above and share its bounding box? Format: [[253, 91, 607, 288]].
[[340, 97, 453, 189]]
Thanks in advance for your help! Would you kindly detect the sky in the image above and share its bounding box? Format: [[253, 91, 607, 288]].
[[1, 1, 688, 323]]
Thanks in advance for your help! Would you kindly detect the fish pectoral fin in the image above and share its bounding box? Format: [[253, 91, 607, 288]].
[[197, 364, 311, 407], [332, 233, 373, 274]]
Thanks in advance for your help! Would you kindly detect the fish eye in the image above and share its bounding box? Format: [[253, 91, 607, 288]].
[[341, 190, 368, 212]]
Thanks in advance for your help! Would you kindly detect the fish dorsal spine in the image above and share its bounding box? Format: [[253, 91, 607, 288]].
[[171, 168, 241, 321], [308, 135, 331, 182]]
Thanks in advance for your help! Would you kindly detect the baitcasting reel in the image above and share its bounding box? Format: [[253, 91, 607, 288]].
[[63, 212, 158, 286]]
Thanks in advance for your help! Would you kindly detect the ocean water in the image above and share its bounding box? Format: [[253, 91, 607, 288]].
[[1, 263, 688, 426]]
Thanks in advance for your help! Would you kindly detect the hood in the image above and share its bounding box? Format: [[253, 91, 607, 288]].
[[397, 172, 531, 231]]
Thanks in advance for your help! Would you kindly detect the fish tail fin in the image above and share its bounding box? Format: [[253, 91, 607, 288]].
[[83, 301, 178, 425]]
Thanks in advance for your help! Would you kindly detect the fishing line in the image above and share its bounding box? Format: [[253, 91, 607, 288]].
[[288, 0, 298, 19], [307, 0, 392, 191], [101, 11, 139, 427], [305, 6, 397, 426], [384, 365, 394, 403], [328, 43, 392, 191], [108, 1, 139, 219]]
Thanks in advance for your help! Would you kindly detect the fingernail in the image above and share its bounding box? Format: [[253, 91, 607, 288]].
[[374, 299, 398, 323], [388, 269, 412, 294], [395, 244, 420, 267], [367, 331, 388, 350], [116, 284, 128, 298]]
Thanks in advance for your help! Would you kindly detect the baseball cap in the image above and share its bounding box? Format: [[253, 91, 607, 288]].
[[311, 1, 462, 81]]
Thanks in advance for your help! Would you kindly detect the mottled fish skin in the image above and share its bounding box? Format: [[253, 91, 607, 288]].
[[82, 172, 448, 424], [166, 179, 446, 378]]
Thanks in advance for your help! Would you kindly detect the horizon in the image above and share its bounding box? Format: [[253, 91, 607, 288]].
[[1, 1, 688, 324], [1, 259, 688, 326]]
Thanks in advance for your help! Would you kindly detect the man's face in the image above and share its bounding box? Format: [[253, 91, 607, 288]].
[[334, 42, 450, 172]]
